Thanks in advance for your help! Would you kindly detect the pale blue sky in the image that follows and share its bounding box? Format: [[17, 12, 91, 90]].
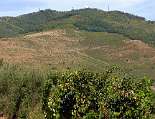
[[0, 0, 154, 20]]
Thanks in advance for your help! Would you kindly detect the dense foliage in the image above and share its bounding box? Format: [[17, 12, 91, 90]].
[[42, 67, 152, 119], [1, 8, 155, 44], [0, 62, 154, 119], [73, 9, 155, 44]]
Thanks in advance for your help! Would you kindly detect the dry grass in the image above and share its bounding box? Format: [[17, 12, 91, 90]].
[[0, 29, 155, 76], [0, 30, 81, 69]]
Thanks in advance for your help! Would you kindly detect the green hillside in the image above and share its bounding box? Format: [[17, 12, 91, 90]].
[[0, 8, 155, 44]]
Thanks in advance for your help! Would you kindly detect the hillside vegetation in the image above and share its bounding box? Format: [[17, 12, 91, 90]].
[[0, 8, 155, 119], [0, 8, 155, 44], [0, 29, 155, 80]]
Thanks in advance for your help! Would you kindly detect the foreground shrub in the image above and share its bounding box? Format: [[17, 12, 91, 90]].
[[42, 67, 152, 119]]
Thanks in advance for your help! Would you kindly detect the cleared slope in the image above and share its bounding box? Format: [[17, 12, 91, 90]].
[[0, 30, 81, 69], [0, 29, 155, 79]]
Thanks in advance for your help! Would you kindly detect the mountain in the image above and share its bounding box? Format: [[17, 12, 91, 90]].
[[0, 8, 155, 79], [0, 8, 155, 44]]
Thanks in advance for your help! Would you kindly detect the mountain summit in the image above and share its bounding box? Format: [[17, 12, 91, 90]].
[[0, 8, 155, 44]]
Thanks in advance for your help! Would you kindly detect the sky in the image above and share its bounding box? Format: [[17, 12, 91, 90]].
[[0, 0, 154, 20]]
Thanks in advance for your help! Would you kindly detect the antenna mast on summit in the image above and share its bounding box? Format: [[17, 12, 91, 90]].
[[107, 0, 110, 11]]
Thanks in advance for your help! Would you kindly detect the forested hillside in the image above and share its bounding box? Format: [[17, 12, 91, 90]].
[[0, 8, 155, 44]]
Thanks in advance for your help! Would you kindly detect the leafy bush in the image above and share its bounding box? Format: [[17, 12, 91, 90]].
[[0, 62, 153, 118], [42, 67, 152, 119]]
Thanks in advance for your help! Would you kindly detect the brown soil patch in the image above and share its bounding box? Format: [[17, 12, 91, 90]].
[[1, 30, 155, 69], [113, 40, 155, 60], [0, 30, 80, 67]]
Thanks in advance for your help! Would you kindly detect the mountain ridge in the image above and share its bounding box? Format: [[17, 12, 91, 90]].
[[0, 8, 155, 44]]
